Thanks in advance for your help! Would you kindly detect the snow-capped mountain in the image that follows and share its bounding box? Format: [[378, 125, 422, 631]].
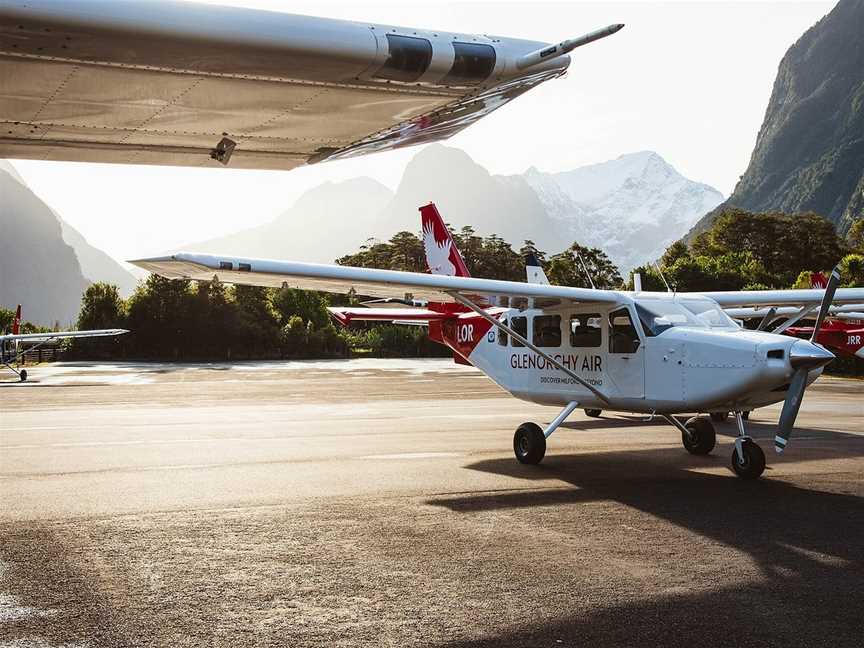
[[186, 146, 723, 274], [521, 151, 724, 271]]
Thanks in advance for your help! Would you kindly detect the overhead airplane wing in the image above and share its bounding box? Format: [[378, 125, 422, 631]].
[[0, 1, 623, 170], [130, 252, 621, 307], [0, 329, 128, 343]]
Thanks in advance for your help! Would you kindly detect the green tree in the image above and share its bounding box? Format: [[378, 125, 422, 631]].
[[846, 219, 864, 253], [77, 283, 125, 330], [839, 253, 864, 287], [546, 243, 622, 289]]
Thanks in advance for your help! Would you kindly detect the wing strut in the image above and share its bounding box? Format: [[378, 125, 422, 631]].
[[448, 292, 610, 405], [772, 306, 816, 334]]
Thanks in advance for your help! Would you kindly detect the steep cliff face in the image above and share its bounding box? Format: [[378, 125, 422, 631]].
[[0, 164, 89, 326], [691, 0, 864, 236]]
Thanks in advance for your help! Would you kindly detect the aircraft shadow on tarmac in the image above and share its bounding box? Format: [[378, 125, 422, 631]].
[[429, 441, 864, 647]]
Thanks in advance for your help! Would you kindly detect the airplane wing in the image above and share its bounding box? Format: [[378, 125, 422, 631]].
[[0, 1, 621, 170], [724, 305, 864, 319], [0, 329, 128, 343], [130, 252, 621, 307], [685, 289, 864, 309]]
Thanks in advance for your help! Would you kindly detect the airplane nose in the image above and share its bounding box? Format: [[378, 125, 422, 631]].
[[789, 340, 835, 369]]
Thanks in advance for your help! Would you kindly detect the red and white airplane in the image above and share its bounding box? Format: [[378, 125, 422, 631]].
[[0, 305, 127, 382], [131, 207, 864, 480]]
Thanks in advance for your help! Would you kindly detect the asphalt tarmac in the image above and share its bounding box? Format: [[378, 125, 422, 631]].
[[1, 360, 863, 647]]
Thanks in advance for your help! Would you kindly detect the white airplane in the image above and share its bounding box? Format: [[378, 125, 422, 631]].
[[0, 1, 623, 170], [0, 305, 127, 382], [130, 210, 864, 480]]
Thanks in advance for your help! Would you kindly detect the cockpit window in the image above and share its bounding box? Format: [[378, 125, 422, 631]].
[[680, 299, 740, 329], [442, 42, 496, 86], [635, 301, 703, 335], [375, 34, 433, 82]]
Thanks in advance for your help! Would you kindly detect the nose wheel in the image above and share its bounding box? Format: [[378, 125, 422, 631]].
[[731, 438, 766, 479], [731, 411, 765, 479]]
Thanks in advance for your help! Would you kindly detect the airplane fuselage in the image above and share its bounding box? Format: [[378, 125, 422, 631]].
[[432, 296, 824, 415]]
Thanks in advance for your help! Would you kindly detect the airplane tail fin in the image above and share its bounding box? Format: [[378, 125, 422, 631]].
[[810, 272, 828, 289], [525, 252, 550, 285], [420, 203, 470, 277], [12, 304, 21, 335]]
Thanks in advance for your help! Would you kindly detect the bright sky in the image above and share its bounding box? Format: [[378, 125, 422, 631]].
[[11, 0, 834, 266]]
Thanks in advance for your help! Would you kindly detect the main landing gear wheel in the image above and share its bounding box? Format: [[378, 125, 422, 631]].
[[584, 409, 602, 418], [731, 439, 765, 479], [709, 412, 729, 423], [682, 416, 716, 455], [19, 369, 27, 382], [513, 422, 546, 465]]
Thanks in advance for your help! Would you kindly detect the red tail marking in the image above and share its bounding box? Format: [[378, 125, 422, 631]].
[[12, 304, 21, 335], [810, 272, 828, 289], [420, 203, 470, 278]]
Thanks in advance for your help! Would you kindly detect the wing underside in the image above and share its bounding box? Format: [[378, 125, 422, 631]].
[[0, 1, 570, 169]]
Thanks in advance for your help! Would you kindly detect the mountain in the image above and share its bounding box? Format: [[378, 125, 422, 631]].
[[0, 162, 89, 326], [690, 0, 864, 237], [523, 151, 724, 271], [373, 146, 570, 253], [188, 146, 721, 272], [1, 160, 138, 294], [188, 178, 394, 261]]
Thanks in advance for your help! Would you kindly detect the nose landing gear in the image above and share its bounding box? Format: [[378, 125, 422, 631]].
[[731, 411, 765, 479]]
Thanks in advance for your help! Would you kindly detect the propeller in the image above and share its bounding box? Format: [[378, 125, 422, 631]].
[[774, 266, 841, 454]]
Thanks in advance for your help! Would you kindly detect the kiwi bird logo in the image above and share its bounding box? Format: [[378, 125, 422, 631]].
[[423, 221, 457, 276]]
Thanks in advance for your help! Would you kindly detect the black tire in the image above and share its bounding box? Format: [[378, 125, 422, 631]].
[[741, 411, 750, 421], [584, 409, 602, 418], [682, 416, 716, 455], [19, 369, 27, 382], [709, 412, 729, 423], [513, 422, 546, 465], [731, 439, 766, 479]]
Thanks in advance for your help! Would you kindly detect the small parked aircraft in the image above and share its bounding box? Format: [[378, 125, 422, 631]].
[[0, 1, 623, 170], [0, 305, 128, 382], [131, 208, 864, 480]]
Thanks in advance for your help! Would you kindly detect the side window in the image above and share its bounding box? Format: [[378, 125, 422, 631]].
[[442, 42, 496, 85], [498, 317, 508, 346], [374, 34, 433, 82], [511, 316, 527, 347], [570, 313, 602, 347], [533, 315, 561, 348], [609, 308, 641, 354]]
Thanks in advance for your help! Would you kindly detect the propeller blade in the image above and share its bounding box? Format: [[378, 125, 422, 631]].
[[810, 266, 841, 343], [775, 367, 809, 454]]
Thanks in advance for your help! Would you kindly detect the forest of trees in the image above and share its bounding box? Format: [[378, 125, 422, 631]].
[[3, 209, 862, 365]]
